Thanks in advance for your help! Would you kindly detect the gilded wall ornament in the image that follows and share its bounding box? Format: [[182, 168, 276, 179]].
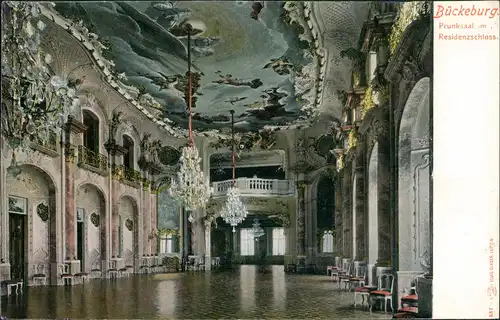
[[125, 218, 134, 231], [37, 202, 49, 222], [90, 212, 100, 227]]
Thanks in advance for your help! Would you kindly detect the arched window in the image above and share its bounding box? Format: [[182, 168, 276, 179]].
[[122, 135, 134, 169], [316, 177, 336, 253], [82, 110, 100, 153]]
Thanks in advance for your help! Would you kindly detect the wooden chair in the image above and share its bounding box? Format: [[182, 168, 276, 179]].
[[347, 264, 367, 291], [140, 257, 150, 274], [398, 274, 424, 315], [90, 260, 102, 279], [198, 257, 206, 271], [331, 259, 350, 281], [369, 273, 395, 313], [338, 261, 353, 290], [60, 264, 74, 285], [107, 260, 118, 279], [296, 258, 307, 274], [326, 256, 342, 276], [74, 264, 89, 284], [123, 250, 135, 275], [32, 264, 47, 286], [1, 280, 21, 296], [187, 256, 200, 271], [354, 283, 378, 308]]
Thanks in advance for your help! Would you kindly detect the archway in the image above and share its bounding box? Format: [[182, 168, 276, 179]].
[[316, 177, 335, 254], [76, 183, 106, 273], [368, 143, 379, 285], [117, 196, 139, 268], [6, 164, 57, 285], [398, 77, 430, 273]]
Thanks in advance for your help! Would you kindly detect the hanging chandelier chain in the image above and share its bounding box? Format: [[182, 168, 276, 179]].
[[187, 24, 194, 145], [168, 22, 210, 213], [230, 109, 235, 185], [220, 109, 247, 232]]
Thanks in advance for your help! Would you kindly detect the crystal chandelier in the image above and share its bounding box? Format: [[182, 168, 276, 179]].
[[220, 110, 248, 232], [169, 23, 210, 215], [250, 219, 265, 240], [1, 2, 81, 172]]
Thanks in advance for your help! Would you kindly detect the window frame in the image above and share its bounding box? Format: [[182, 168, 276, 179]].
[[240, 228, 255, 256], [272, 227, 286, 256]]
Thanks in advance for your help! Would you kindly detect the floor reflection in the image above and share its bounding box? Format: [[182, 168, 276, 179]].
[[1, 265, 391, 319]]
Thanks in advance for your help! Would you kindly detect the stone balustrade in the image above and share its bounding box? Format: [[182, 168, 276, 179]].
[[211, 177, 295, 197]]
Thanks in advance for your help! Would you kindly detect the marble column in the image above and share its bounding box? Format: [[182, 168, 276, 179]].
[[376, 139, 392, 267], [150, 190, 157, 254], [111, 204, 119, 257], [354, 162, 366, 261], [204, 221, 211, 270], [334, 180, 343, 255], [142, 173, 150, 255], [296, 179, 306, 257], [182, 209, 190, 255], [64, 129, 76, 260], [341, 163, 353, 258]]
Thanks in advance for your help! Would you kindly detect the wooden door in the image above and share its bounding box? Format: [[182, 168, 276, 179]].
[[9, 212, 26, 280]]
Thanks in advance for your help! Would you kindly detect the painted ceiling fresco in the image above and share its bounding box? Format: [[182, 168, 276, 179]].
[[54, 1, 322, 134]]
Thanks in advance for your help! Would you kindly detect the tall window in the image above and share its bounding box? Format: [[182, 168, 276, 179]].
[[82, 110, 100, 153], [160, 235, 173, 254], [322, 231, 334, 253], [272, 228, 286, 255], [240, 229, 255, 256], [317, 177, 335, 253], [122, 135, 134, 168]]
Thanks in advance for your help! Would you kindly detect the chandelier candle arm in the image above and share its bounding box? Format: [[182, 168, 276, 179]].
[[231, 109, 235, 184]]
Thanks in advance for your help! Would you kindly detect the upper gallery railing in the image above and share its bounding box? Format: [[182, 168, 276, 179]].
[[211, 177, 295, 197]]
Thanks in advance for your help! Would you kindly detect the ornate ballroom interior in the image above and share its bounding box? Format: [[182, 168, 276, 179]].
[[0, 1, 432, 319]]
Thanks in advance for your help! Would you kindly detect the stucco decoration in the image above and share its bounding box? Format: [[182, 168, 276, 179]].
[[125, 218, 134, 231], [90, 212, 100, 227], [311, 1, 371, 119], [36, 201, 50, 222]]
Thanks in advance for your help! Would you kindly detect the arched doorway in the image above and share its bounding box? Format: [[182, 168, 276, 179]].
[[316, 177, 335, 254], [398, 77, 431, 273], [6, 164, 57, 285], [117, 196, 138, 268], [76, 183, 106, 273]]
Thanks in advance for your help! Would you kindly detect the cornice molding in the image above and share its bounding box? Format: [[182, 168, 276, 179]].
[[384, 17, 431, 82]]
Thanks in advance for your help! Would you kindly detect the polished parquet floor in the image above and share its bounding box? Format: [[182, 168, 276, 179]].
[[1, 265, 391, 319]]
